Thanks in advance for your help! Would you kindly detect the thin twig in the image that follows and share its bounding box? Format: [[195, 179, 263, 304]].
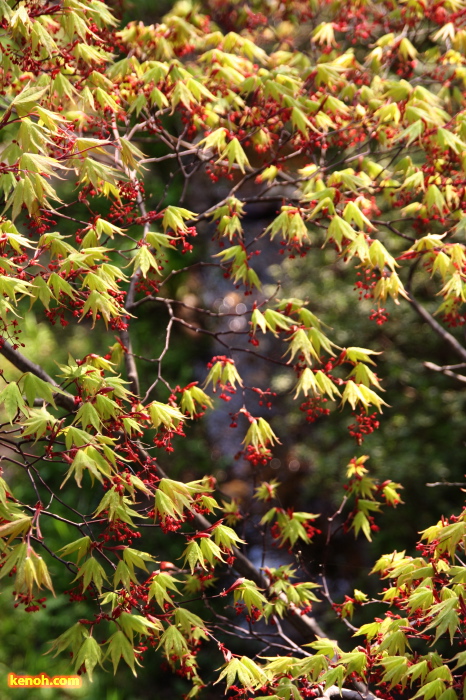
[[423, 361, 466, 384]]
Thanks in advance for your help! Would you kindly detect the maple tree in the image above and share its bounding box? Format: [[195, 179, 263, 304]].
[[0, 0, 466, 697]]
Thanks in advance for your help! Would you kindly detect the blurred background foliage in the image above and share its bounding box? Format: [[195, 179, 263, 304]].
[[0, 0, 465, 698]]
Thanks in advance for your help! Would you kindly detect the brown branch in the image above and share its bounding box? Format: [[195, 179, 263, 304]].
[[407, 294, 466, 363], [111, 115, 143, 398], [134, 440, 326, 641], [142, 303, 175, 401], [423, 361, 466, 384], [120, 288, 141, 397], [321, 686, 375, 700], [0, 338, 76, 412], [0, 339, 326, 641], [372, 220, 416, 242]]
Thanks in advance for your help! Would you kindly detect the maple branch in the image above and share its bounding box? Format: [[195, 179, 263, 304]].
[[0, 338, 75, 412], [142, 303, 175, 401], [120, 280, 141, 397], [322, 686, 375, 700], [111, 115, 144, 398], [407, 294, 466, 363], [2, 339, 326, 641], [423, 361, 466, 384], [135, 441, 326, 641]]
